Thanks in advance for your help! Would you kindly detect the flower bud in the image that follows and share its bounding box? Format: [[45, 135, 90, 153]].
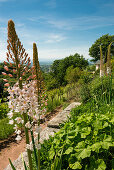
[[3, 79, 8, 82], [18, 64, 21, 68], [8, 74, 13, 77], [4, 83, 10, 87], [2, 72, 7, 76], [4, 66, 8, 71], [13, 69, 16, 73]]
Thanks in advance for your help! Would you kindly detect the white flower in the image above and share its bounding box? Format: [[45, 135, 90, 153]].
[[36, 144, 41, 150], [7, 111, 13, 119], [9, 103, 16, 110], [35, 125, 42, 134], [26, 144, 33, 151], [15, 130, 21, 135], [28, 110, 34, 117], [25, 122, 31, 129], [33, 114, 39, 121], [19, 106, 27, 114], [22, 120, 24, 124], [9, 119, 14, 125], [30, 143, 33, 151], [13, 125, 18, 130], [8, 95, 14, 100], [26, 144, 30, 150], [35, 108, 40, 114], [15, 135, 22, 141], [15, 117, 23, 124]]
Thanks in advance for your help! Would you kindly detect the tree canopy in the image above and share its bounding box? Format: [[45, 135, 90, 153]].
[[65, 66, 81, 84], [51, 53, 88, 86], [89, 34, 114, 62]]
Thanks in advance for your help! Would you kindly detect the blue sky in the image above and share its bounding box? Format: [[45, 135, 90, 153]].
[[0, 0, 114, 62]]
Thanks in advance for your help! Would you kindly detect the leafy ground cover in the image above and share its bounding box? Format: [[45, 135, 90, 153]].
[[33, 101, 114, 170]]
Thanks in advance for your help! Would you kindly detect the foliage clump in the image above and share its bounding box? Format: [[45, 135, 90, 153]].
[[33, 101, 114, 169]]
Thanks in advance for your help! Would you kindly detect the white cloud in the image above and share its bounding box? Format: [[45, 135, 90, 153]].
[[45, 34, 66, 43], [34, 15, 114, 31], [28, 14, 114, 31]]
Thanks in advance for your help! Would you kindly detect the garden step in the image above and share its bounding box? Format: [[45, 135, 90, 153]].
[[47, 102, 81, 128]]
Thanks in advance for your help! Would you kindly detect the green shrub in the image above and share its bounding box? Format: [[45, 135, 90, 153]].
[[47, 99, 54, 112], [0, 102, 9, 119], [0, 118, 14, 139], [90, 75, 113, 104], [80, 84, 91, 103], [80, 75, 114, 104]]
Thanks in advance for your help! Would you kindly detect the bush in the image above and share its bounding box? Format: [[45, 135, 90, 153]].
[[0, 118, 14, 139], [80, 84, 91, 103], [80, 75, 114, 104], [90, 75, 113, 96], [0, 102, 9, 119]]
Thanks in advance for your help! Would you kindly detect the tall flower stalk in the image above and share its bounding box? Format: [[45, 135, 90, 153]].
[[107, 42, 113, 74], [100, 45, 104, 77], [33, 43, 45, 170], [6, 19, 33, 170], [106, 42, 113, 104]]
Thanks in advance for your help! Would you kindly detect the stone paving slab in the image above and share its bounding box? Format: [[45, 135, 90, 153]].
[[47, 102, 81, 128], [64, 102, 81, 111]]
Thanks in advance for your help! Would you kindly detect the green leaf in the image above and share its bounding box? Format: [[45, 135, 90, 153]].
[[75, 141, 85, 149], [9, 158, 16, 170], [93, 130, 98, 136], [64, 147, 73, 155], [91, 142, 101, 153], [110, 117, 114, 124], [49, 150, 55, 160], [103, 122, 108, 128], [69, 161, 82, 169], [77, 147, 91, 159], [66, 138, 71, 144], [68, 136, 74, 139], [81, 127, 91, 138], [101, 141, 112, 149], [94, 120, 102, 130], [97, 159, 106, 170], [87, 157, 106, 170], [104, 135, 112, 142]]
